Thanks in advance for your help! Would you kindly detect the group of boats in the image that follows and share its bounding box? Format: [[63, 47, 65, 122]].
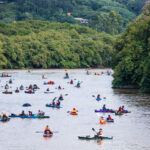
[[0, 70, 127, 141]]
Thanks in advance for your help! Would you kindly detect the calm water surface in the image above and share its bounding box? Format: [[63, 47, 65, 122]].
[[0, 69, 150, 150]]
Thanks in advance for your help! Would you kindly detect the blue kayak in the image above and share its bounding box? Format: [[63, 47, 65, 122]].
[[46, 104, 62, 108], [9, 114, 49, 118], [25, 91, 35, 94], [64, 76, 69, 79], [0, 118, 10, 122], [106, 119, 114, 122], [96, 98, 102, 101]]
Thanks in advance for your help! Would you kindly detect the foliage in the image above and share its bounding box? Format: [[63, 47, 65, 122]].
[[0, 20, 115, 69], [0, 0, 147, 34], [112, 2, 150, 92]]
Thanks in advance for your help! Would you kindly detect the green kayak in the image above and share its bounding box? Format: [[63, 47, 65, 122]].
[[78, 136, 113, 140]]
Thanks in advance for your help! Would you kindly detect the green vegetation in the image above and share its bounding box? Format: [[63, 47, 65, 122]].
[[0, 20, 115, 69], [112, 2, 150, 92], [0, 0, 146, 34]]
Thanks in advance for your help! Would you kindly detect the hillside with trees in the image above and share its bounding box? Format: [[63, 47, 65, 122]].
[[0, 0, 147, 34], [0, 20, 115, 69], [112, 1, 150, 92]]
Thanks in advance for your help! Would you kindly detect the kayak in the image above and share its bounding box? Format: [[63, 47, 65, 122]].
[[118, 110, 131, 113], [0, 118, 10, 122], [64, 76, 69, 79], [95, 109, 115, 113], [15, 90, 19, 93], [0, 75, 11, 77], [43, 133, 53, 137], [70, 112, 78, 115], [20, 87, 24, 90], [2, 91, 12, 94], [44, 91, 54, 94], [96, 98, 102, 101], [106, 119, 114, 122], [9, 114, 49, 119], [115, 112, 123, 115], [100, 120, 106, 124], [25, 91, 35, 94], [75, 85, 80, 88], [46, 104, 62, 108], [78, 136, 113, 140], [22, 103, 31, 107]]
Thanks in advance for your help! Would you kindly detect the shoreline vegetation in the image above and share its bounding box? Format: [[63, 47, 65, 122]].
[[0, 21, 115, 69]]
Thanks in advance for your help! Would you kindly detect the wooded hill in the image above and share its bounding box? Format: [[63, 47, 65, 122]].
[[112, 1, 150, 92], [0, 21, 115, 69], [0, 0, 146, 35]]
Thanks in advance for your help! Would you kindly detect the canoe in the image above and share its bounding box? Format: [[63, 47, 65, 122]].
[[43, 133, 53, 137], [9, 114, 49, 119], [44, 91, 54, 94], [46, 104, 62, 108], [25, 91, 35, 94], [70, 112, 78, 115], [0, 118, 10, 122], [95, 109, 115, 113], [96, 98, 102, 101], [106, 119, 114, 122], [78, 136, 113, 140], [2, 92, 12, 94]]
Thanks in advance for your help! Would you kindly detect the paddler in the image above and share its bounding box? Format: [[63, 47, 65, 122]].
[[72, 108, 76, 113], [44, 125, 53, 134], [58, 85, 61, 90], [100, 117, 106, 124], [97, 94, 101, 99], [20, 110, 25, 116], [97, 129, 103, 137], [102, 104, 106, 111], [107, 115, 112, 120], [59, 94, 63, 100], [46, 88, 50, 91], [2, 113, 8, 120], [70, 80, 73, 84], [56, 100, 60, 106]]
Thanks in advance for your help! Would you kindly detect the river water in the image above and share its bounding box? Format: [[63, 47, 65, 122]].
[[0, 69, 150, 150]]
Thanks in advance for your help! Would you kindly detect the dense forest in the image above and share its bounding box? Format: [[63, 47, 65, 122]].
[[0, 0, 147, 34], [112, 1, 150, 92], [0, 21, 115, 69]]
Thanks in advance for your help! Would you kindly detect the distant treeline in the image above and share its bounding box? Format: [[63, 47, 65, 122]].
[[0, 0, 146, 35], [0, 21, 115, 69]]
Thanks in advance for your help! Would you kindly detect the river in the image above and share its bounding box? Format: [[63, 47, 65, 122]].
[[0, 69, 150, 150]]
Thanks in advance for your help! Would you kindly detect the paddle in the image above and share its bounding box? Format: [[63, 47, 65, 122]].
[[92, 128, 97, 134]]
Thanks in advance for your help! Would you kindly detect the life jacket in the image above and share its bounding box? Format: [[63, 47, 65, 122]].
[[108, 116, 111, 120], [99, 131, 103, 136], [72, 109, 76, 113]]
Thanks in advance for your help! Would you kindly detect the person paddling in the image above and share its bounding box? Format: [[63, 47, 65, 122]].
[[102, 104, 106, 111], [96, 129, 103, 138], [44, 125, 53, 135], [56, 100, 60, 106], [107, 115, 112, 120], [70, 80, 73, 84]]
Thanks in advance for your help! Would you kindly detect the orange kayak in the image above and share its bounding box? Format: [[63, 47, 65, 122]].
[[70, 112, 78, 115], [100, 120, 106, 124], [43, 133, 53, 137]]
